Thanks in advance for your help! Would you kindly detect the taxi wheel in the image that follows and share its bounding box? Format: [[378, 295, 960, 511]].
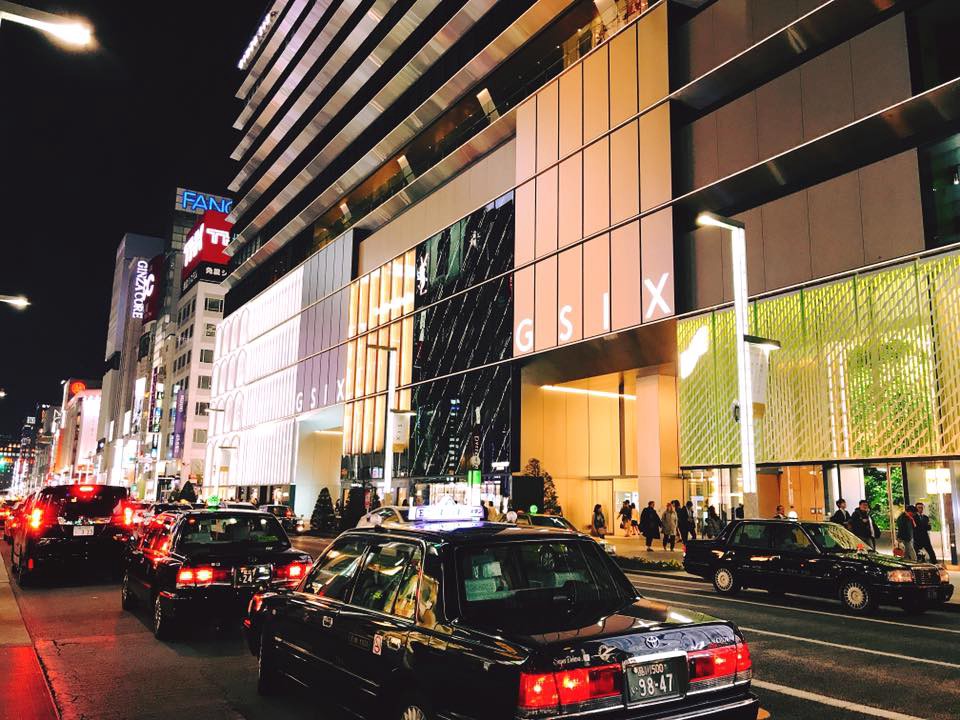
[[712, 567, 741, 595], [395, 692, 432, 720], [153, 595, 177, 641], [15, 549, 32, 587], [121, 573, 137, 611], [839, 580, 876, 614], [257, 632, 283, 695]]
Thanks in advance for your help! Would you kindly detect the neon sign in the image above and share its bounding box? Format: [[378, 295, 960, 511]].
[[131, 260, 155, 319], [180, 190, 233, 214], [184, 223, 230, 267]]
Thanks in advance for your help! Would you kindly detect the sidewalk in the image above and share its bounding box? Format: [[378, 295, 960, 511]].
[[0, 553, 59, 720], [607, 533, 960, 607]]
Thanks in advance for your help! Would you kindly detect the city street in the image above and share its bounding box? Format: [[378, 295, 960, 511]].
[[3, 535, 957, 720]]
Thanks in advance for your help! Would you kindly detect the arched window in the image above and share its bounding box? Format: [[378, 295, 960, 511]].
[[236, 351, 247, 388], [232, 393, 244, 432], [224, 394, 235, 434], [239, 308, 250, 346], [227, 354, 238, 392], [211, 362, 221, 397]]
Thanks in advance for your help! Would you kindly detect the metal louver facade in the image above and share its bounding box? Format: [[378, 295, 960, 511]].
[[678, 250, 960, 467]]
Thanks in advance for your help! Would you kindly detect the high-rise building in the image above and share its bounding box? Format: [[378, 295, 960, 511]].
[[0, 434, 20, 492], [211, 0, 960, 565]]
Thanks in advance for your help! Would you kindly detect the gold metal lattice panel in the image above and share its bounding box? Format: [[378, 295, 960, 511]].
[[678, 251, 960, 467]]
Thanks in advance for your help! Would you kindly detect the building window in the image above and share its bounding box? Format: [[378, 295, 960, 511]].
[[205, 323, 217, 337], [205, 297, 224, 313], [197, 375, 212, 390], [200, 348, 214, 363], [192, 428, 208, 444], [195, 402, 209, 417]]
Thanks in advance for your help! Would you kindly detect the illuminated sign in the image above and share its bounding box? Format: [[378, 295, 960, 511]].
[[69, 381, 87, 396], [180, 189, 233, 214], [130, 259, 155, 319], [182, 211, 233, 292]]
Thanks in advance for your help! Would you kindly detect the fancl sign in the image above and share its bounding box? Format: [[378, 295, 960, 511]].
[[177, 188, 233, 215], [130, 260, 155, 319]]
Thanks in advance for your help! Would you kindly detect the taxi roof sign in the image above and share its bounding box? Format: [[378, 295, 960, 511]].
[[410, 504, 484, 522]]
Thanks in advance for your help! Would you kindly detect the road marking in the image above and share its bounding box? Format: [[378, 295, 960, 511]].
[[629, 578, 960, 635], [751, 680, 929, 720], [740, 626, 960, 669]]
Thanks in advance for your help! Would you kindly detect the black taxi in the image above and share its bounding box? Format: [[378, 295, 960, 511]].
[[683, 519, 953, 614], [244, 506, 759, 720], [121, 508, 311, 639]]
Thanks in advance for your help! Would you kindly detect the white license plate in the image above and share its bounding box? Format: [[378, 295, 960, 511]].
[[73, 525, 95, 537]]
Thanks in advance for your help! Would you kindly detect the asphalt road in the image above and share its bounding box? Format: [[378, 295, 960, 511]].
[[4, 536, 958, 720], [627, 572, 960, 720]]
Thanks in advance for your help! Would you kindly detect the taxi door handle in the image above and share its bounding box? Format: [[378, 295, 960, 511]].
[[322, 615, 334, 628]]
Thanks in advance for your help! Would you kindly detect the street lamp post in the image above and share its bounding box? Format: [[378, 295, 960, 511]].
[[368, 345, 398, 504], [0, 1, 91, 45], [696, 212, 762, 518]]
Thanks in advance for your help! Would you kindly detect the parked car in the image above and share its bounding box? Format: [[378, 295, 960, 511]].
[[0, 499, 18, 535], [261, 504, 301, 534], [356, 505, 411, 528], [121, 509, 311, 639], [683, 519, 953, 614], [10, 484, 132, 584], [3, 499, 24, 543], [513, 511, 617, 555], [244, 516, 758, 720]]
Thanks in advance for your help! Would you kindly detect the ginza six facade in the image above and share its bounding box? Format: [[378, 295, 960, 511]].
[[210, 0, 960, 565]]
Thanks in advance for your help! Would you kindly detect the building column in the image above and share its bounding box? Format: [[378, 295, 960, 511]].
[[635, 371, 681, 508]]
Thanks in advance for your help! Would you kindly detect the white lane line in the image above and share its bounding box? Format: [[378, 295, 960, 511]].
[[629, 580, 960, 635], [740, 626, 960, 669], [751, 680, 929, 720]]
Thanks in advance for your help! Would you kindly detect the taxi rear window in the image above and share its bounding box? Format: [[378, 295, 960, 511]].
[[457, 540, 627, 618], [176, 514, 290, 552]]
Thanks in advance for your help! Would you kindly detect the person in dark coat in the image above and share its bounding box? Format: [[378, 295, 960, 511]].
[[913, 502, 936, 563], [640, 500, 662, 551], [895, 506, 917, 561], [678, 500, 696, 542], [830, 499, 851, 528], [850, 499, 880, 550]]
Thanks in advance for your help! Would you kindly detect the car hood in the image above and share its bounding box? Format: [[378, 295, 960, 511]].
[[837, 551, 935, 571]]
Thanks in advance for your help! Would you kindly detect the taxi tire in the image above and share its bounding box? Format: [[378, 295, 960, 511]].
[[712, 567, 741, 595], [14, 548, 32, 587], [394, 692, 432, 720], [257, 632, 283, 696], [121, 572, 137, 611], [839, 579, 877, 614], [153, 594, 177, 641]]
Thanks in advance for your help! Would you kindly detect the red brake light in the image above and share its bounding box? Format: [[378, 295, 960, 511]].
[[275, 561, 308, 582], [518, 672, 559, 712], [556, 664, 621, 704], [29, 507, 45, 530], [177, 568, 195, 584], [688, 641, 751, 686], [123, 506, 134, 526], [176, 565, 228, 588], [77, 485, 96, 493]]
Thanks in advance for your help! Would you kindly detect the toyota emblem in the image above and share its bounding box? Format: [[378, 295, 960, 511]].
[[644, 636, 660, 649]]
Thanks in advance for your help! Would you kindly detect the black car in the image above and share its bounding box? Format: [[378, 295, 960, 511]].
[[121, 509, 311, 640], [244, 521, 759, 720], [261, 504, 300, 533], [683, 519, 954, 614], [11, 484, 132, 584], [0, 499, 17, 535]]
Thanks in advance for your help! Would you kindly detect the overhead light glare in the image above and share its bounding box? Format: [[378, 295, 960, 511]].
[[541, 385, 635, 400]]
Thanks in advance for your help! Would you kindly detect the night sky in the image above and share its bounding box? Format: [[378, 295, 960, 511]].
[[0, 1, 266, 433]]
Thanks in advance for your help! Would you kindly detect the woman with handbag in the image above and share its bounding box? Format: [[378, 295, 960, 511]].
[[592, 504, 607, 538]]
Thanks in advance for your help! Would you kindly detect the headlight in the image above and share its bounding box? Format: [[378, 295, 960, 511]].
[[939, 568, 950, 583], [887, 569, 914, 583]]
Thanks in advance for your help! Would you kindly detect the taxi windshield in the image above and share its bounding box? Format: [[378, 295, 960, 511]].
[[457, 540, 630, 627], [177, 513, 290, 553], [802, 522, 862, 552], [528, 515, 576, 531]]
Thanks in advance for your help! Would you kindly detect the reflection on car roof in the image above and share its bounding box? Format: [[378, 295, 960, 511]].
[[347, 520, 581, 545]]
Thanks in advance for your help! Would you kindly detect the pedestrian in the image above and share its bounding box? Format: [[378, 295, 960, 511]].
[[678, 500, 697, 542], [850, 499, 880, 550], [913, 502, 937, 563], [774, 505, 787, 519], [704, 505, 723, 538], [592, 504, 607, 539], [896, 505, 918, 561], [661, 502, 678, 551], [486, 500, 500, 522], [618, 500, 632, 536], [830, 498, 851, 528], [630, 502, 641, 537], [640, 501, 661, 551], [735, 503, 744, 519]]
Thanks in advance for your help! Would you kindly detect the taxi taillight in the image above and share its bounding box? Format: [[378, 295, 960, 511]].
[[688, 640, 752, 684], [29, 507, 46, 531], [176, 565, 229, 588], [518, 663, 621, 713], [274, 561, 308, 582]]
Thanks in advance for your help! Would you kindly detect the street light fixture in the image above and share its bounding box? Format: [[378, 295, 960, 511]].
[[0, 294, 29, 310], [0, 1, 92, 46], [695, 211, 763, 518], [0, 389, 7, 399]]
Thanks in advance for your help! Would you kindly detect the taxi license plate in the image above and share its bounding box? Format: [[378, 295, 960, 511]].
[[72, 526, 94, 537], [625, 659, 681, 704], [925, 588, 938, 600], [236, 565, 270, 585]]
